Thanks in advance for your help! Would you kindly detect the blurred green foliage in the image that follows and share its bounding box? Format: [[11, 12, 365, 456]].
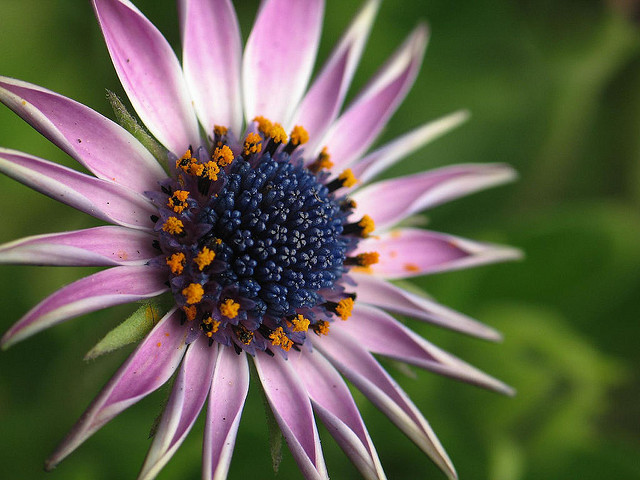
[[1, 0, 639, 479]]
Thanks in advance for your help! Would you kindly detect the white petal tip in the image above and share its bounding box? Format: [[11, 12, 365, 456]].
[[450, 108, 471, 124]]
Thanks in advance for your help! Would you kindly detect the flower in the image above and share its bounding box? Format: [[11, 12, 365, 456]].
[[0, 0, 521, 479]]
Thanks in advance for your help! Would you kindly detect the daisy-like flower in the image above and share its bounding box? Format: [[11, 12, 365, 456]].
[[0, 0, 521, 479]]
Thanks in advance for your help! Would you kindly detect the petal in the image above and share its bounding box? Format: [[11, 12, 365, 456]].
[[293, 0, 380, 141], [317, 25, 428, 170], [45, 309, 187, 470], [354, 228, 522, 279], [93, 0, 200, 153], [0, 226, 156, 267], [1, 265, 168, 349], [352, 163, 518, 231], [313, 330, 457, 480], [203, 345, 250, 480], [0, 149, 156, 230], [253, 351, 329, 480], [138, 336, 218, 480], [289, 349, 386, 480], [337, 305, 514, 395], [350, 110, 469, 184], [0, 76, 166, 193], [243, 0, 325, 124], [180, 0, 243, 134], [352, 273, 502, 341]]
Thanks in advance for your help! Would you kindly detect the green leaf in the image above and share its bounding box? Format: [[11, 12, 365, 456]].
[[84, 302, 163, 361], [106, 90, 168, 167]]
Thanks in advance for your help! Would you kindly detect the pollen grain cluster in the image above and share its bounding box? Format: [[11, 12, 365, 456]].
[[147, 119, 376, 355]]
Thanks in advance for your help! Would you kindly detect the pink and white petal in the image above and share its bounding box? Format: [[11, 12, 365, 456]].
[[316, 25, 428, 170], [352, 163, 518, 232], [338, 305, 514, 395], [203, 345, 250, 480], [253, 351, 329, 480], [350, 110, 470, 183], [1, 265, 168, 349], [0, 76, 166, 193], [242, 0, 325, 125], [180, 0, 243, 134], [352, 273, 502, 341], [293, 0, 380, 141], [138, 336, 218, 480], [312, 330, 457, 480], [289, 349, 386, 480], [93, 0, 200, 154], [45, 309, 187, 470], [0, 226, 156, 267], [0, 149, 156, 230], [354, 228, 522, 279]]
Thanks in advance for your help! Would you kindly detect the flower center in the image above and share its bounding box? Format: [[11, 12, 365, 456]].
[[147, 120, 376, 355]]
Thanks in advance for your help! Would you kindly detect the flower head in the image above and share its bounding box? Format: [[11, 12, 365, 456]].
[[0, 0, 521, 479]]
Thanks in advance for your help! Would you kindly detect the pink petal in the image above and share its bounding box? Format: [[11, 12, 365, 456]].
[[253, 351, 329, 480], [1, 265, 168, 349], [93, 0, 200, 154], [243, 0, 325, 125], [352, 272, 502, 341], [0, 76, 166, 193], [313, 330, 457, 480], [289, 349, 386, 480], [179, 0, 243, 135], [138, 336, 218, 480], [0, 149, 156, 230], [338, 305, 514, 395], [0, 226, 156, 267], [293, 0, 380, 141], [350, 110, 470, 184], [316, 25, 428, 170], [354, 228, 522, 279], [203, 345, 250, 480], [352, 163, 518, 231], [45, 309, 187, 470]]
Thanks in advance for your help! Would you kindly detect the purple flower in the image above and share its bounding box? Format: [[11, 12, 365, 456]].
[[0, 0, 521, 479]]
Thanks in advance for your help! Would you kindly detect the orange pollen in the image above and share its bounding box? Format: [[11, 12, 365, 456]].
[[166, 252, 186, 274], [268, 123, 288, 144], [269, 327, 293, 351], [404, 263, 421, 272], [291, 314, 310, 332], [189, 162, 205, 176], [176, 149, 193, 172], [309, 147, 334, 173], [203, 316, 221, 333], [243, 132, 263, 156], [234, 324, 254, 345], [168, 190, 189, 213], [220, 299, 240, 319], [213, 125, 228, 136], [289, 125, 309, 146], [338, 168, 357, 188], [203, 161, 220, 180], [213, 145, 234, 166], [314, 320, 330, 336], [162, 217, 184, 235], [182, 305, 197, 322], [359, 215, 375, 237], [194, 247, 216, 271], [336, 297, 354, 320], [182, 283, 204, 304], [357, 252, 379, 267], [253, 115, 273, 134]]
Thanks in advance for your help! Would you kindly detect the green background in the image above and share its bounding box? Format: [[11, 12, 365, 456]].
[[1, 0, 639, 478]]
